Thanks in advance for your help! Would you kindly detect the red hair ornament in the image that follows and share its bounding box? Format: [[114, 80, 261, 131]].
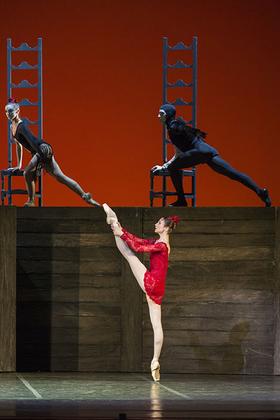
[[168, 215, 180, 225]]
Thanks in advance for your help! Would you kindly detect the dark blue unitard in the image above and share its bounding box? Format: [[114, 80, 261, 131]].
[[159, 104, 268, 204]]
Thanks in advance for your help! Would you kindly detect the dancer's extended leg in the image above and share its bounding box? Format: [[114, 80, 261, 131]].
[[45, 157, 100, 206], [208, 156, 261, 194], [147, 295, 163, 381], [208, 156, 271, 206]]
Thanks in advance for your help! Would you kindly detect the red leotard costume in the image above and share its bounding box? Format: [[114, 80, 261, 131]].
[[121, 228, 169, 305]]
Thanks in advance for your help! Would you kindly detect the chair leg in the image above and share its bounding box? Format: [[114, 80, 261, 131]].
[[8, 174, 12, 206], [38, 173, 43, 207], [1, 173, 4, 206], [163, 175, 167, 207], [192, 169, 196, 207], [150, 172, 154, 207]]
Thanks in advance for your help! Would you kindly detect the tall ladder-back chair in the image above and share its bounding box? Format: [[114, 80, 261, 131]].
[[150, 36, 198, 207], [1, 38, 43, 206]]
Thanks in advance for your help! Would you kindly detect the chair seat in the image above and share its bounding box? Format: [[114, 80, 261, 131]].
[[1, 168, 42, 206], [1, 169, 24, 177], [150, 166, 196, 207], [4, 189, 27, 195], [152, 191, 194, 198], [150, 168, 195, 176]]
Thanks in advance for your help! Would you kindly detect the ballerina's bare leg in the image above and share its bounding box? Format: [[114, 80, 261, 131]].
[[147, 295, 163, 366], [114, 235, 163, 374]]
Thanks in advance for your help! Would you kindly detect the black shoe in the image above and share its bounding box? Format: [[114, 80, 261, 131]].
[[82, 192, 101, 207], [259, 188, 271, 207], [168, 199, 188, 207]]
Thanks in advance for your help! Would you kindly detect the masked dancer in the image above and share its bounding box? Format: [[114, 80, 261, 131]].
[[152, 104, 271, 207]]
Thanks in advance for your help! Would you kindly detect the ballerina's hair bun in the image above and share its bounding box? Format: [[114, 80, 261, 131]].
[[164, 215, 180, 232]]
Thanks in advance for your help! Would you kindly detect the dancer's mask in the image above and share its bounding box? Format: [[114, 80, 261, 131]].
[[5, 99, 19, 120], [159, 103, 176, 121]]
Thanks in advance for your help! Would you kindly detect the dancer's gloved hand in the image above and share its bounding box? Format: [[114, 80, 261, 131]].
[[151, 165, 163, 174]]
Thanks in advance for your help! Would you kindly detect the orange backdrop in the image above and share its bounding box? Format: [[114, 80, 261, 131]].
[[0, 0, 279, 207]]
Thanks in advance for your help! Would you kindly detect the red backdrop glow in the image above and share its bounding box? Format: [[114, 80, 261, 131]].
[[0, 0, 279, 207]]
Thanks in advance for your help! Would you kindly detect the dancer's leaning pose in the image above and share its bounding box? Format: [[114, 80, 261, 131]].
[[103, 203, 179, 382], [152, 103, 271, 207], [4, 98, 100, 207]]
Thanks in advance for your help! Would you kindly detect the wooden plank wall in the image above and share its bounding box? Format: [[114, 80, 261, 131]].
[[143, 208, 276, 375], [17, 207, 119, 371], [16, 207, 278, 374], [0, 207, 16, 371], [274, 207, 280, 374]]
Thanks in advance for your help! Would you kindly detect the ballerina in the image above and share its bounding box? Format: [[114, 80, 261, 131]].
[[103, 203, 179, 381]]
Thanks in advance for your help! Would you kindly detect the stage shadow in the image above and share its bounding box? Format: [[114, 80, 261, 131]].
[[16, 213, 80, 371], [189, 321, 250, 373]]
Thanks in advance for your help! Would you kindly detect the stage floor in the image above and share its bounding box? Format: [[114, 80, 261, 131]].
[[0, 373, 280, 419]]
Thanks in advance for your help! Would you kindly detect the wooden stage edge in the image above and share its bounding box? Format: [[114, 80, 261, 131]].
[[0, 207, 279, 375]]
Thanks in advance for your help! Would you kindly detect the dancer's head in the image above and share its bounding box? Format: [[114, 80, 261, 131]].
[[158, 103, 176, 124], [154, 215, 180, 235], [5, 98, 20, 121]]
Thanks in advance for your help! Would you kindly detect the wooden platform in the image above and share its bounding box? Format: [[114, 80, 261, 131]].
[[1, 207, 279, 374], [0, 207, 16, 371]]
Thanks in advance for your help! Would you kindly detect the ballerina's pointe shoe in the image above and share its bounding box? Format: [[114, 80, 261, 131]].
[[151, 360, 160, 382], [102, 203, 118, 225]]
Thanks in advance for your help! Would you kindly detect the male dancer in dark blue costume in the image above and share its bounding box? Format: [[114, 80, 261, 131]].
[[152, 104, 271, 207]]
